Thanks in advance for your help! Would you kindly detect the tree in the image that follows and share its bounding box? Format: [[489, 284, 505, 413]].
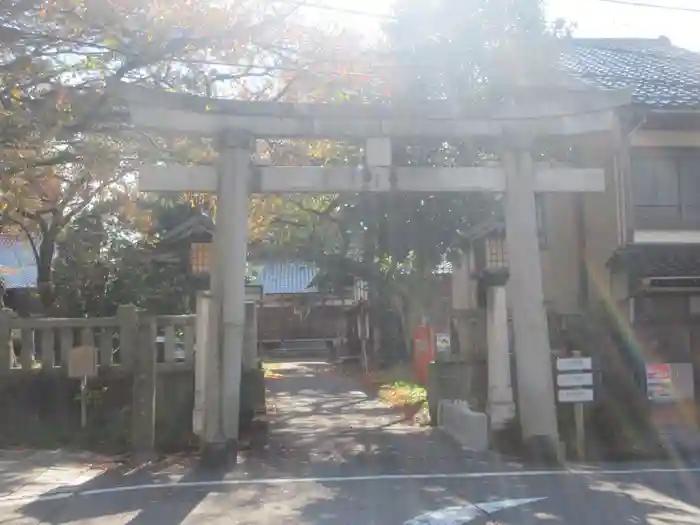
[[51, 193, 215, 317], [0, 0, 369, 312], [252, 0, 556, 366]]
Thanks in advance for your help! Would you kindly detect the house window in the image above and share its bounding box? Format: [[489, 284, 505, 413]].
[[631, 148, 700, 228]]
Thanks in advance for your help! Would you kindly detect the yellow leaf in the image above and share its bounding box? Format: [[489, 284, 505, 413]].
[[103, 37, 119, 49], [11, 86, 20, 100]]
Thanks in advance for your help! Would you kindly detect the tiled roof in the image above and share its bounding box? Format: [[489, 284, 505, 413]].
[[248, 261, 319, 295], [0, 236, 37, 289], [562, 37, 700, 109]]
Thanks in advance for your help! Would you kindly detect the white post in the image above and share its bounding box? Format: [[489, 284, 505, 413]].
[[218, 130, 252, 447], [192, 292, 215, 438], [572, 350, 586, 460], [486, 286, 515, 430], [201, 206, 225, 462], [503, 139, 560, 460], [242, 301, 258, 370]]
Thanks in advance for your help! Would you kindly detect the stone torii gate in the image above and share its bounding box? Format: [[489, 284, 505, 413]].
[[116, 83, 631, 462]]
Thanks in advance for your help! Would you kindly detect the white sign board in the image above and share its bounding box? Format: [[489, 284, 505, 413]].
[[557, 388, 594, 403], [556, 357, 592, 372], [557, 373, 593, 388], [436, 333, 451, 355], [68, 345, 97, 379]]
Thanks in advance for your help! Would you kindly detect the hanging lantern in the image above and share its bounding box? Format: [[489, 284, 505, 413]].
[[485, 235, 508, 272], [190, 242, 212, 275]]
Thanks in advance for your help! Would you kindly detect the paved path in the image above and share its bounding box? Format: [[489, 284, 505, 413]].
[[244, 361, 514, 478], [0, 450, 112, 502], [3, 360, 700, 524]]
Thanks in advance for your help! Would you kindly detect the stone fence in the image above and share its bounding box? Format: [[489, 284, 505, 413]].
[[0, 306, 197, 458]]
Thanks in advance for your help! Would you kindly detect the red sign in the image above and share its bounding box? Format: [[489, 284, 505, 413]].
[[413, 324, 435, 385], [646, 363, 671, 384], [646, 363, 674, 402]]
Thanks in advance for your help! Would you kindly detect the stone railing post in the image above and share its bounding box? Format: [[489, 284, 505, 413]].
[[117, 304, 138, 369], [131, 313, 156, 462], [0, 309, 12, 374]]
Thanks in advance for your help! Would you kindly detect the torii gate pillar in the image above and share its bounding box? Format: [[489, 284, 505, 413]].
[[219, 131, 252, 446], [503, 138, 559, 461], [201, 130, 252, 463]]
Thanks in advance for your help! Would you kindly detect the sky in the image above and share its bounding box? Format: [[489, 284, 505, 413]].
[[547, 0, 700, 50], [308, 0, 700, 51]]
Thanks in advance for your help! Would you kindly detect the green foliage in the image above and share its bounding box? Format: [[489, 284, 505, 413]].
[[51, 196, 202, 316], [389, 381, 427, 405], [257, 0, 551, 366], [1, 0, 362, 312]]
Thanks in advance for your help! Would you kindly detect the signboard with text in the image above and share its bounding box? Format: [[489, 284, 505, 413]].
[[556, 357, 592, 372], [436, 333, 451, 355], [646, 363, 673, 402], [557, 388, 594, 403], [557, 372, 593, 388], [556, 356, 594, 404]]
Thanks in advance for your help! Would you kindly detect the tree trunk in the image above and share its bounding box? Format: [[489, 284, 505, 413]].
[[36, 234, 57, 314]]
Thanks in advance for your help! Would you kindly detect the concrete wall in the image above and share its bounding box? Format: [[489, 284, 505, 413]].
[[583, 161, 623, 304], [427, 359, 488, 421], [522, 157, 621, 314], [531, 160, 621, 314], [0, 369, 195, 452], [537, 193, 581, 315]]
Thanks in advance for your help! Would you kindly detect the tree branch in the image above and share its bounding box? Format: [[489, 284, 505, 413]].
[[2, 150, 82, 177], [1, 214, 40, 263]]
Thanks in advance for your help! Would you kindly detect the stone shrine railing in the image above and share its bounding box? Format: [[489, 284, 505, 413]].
[[0, 306, 196, 374]]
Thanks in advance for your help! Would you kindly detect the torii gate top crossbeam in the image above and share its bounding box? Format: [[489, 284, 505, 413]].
[[115, 84, 632, 139]]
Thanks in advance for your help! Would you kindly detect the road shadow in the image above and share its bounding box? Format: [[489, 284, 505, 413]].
[[291, 467, 700, 524], [17, 457, 228, 524]]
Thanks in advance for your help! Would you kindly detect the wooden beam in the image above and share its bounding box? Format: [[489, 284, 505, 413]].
[[138, 165, 606, 194]]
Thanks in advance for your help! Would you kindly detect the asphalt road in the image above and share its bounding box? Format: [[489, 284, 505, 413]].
[[3, 361, 700, 524]]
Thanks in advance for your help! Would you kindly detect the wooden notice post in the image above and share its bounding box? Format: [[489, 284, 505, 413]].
[[68, 344, 98, 429], [556, 351, 594, 460]]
